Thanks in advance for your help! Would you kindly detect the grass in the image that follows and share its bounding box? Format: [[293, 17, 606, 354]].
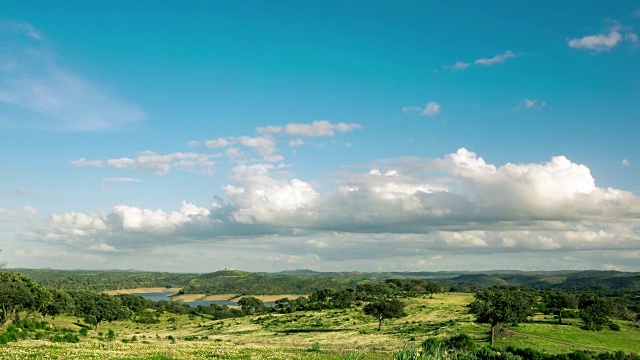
[[2, 293, 639, 359]]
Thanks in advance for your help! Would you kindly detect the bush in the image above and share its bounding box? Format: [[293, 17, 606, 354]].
[[51, 333, 79, 343], [609, 323, 621, 331], [446, 333, 476, 352], [78, 327, 89, 336]]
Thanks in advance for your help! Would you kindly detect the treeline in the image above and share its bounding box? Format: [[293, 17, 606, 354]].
[[11, 268, 640, 296]]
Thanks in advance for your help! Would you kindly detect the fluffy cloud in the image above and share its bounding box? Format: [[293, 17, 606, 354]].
[[199, 120, 362, 162], [106, 151, 217, 175], [29, 148, 640, 270], [0, 22, 144, 131], [568, 20, 637, 52]]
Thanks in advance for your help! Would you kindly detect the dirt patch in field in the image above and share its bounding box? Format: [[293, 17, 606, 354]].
[[104, 287, 181, 295]]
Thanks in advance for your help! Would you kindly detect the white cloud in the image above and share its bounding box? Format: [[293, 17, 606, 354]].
[[403, 102, 441, 117], [447, 61, 470, 71], [205, 138, 230, 148], [69, 158, 104, 168], [186, 140, 200, 148], [568, 31, 623, 51], [258, 120, 362, 137], [0, 22, 144, 131], [568, 20, 637, 52], [474, 51, 516, 66], [24, 148, 640, 270], [422, 102, 441, 116], [515, 98, 546, 111], [107, 151, 217, 175], [622, 159, 630, 167], [104, 177, 141, 183], [444, 51, 517, 71], [198, 121, 363, 162]]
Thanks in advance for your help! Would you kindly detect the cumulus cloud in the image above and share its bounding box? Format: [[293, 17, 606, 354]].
[[0, 21, 144, 131], [568, 19, 637, 52], [107, 151, 217, 175], [199, 120, 362, 162], [28, 148, 640, 270], [69, 158, 104, 168]]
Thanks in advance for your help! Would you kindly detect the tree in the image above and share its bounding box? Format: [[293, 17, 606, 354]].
[[546, 291, 577, 323], [71, 291, 130, 331], [363, 299, 407, 331], [468, 286, 535, 347], [238, 296, 265, 315], [578, 293, 613, 330], [0, 272, 42, 324]]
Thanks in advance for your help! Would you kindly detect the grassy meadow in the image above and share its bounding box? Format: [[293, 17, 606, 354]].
[[2, 292, 639, 359]]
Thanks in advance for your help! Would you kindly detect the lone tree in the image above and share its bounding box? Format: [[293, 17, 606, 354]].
[[468, 286, 535, 347], [546, 291, 577, 323], [363, 298, 407, 331]]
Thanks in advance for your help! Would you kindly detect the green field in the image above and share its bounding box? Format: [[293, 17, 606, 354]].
[[2, 292, 638, 359]]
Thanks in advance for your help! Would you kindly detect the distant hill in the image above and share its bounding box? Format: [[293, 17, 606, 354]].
[[6, 268, 639, 294]]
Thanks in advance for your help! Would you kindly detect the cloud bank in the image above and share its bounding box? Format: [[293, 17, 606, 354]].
[[28, 148, 640, 270]]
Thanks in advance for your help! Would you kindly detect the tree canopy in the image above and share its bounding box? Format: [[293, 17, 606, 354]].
[[363, 298, 407, 331], [468, 286, 535, 347]]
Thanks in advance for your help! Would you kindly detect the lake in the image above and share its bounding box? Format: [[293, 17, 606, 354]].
[[131, 292, 275, 307]]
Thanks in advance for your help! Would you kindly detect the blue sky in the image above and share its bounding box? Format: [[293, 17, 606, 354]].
[[1, 1, 640, 272]]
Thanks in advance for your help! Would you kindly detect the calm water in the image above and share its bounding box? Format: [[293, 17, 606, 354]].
[[131, 292, 274, 307]]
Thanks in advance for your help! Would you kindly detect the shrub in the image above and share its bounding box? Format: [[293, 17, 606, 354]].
[[609, 323, 621, 331]]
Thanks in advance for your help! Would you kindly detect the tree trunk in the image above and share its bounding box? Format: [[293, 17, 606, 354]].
[[378, 317, 382, 331], [490, 324, 496, 347], [558, 309, 563, 323]]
